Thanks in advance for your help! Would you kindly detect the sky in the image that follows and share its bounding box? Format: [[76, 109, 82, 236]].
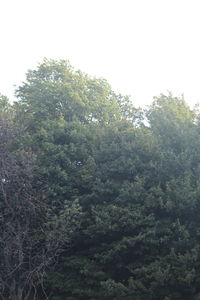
[[1, 0, 200, 108]]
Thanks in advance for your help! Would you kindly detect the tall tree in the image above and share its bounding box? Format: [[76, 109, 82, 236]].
[[0, 111, 81, 300], [13, 60, 200, 299]]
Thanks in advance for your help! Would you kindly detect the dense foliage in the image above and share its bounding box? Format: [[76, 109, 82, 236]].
[[1, 59, 200, 299]]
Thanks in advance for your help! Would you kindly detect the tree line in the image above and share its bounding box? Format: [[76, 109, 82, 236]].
[[1, 59, 200, 299]]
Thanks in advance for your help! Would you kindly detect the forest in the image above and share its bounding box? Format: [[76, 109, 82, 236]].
[[1, 59, 200, 300]]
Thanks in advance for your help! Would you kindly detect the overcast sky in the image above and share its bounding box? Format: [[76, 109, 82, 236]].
[[1, 0, 200, 107]]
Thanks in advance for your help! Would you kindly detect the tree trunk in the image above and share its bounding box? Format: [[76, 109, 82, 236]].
[[17, 287, 23, 300]]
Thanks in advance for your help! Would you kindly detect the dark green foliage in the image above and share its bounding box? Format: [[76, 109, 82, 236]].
[[43, 90, 200, 299], [2, 60, 200, 299]]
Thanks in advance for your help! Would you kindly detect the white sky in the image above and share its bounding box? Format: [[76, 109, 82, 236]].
[[1, 0, 200, 107]]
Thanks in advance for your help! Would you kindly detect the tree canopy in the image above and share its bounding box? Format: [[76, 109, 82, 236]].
[[1, 59, 200, 299]]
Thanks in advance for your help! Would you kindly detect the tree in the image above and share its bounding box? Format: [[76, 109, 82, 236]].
[[12, 60, 200, 299], [0, 113, 81, 300], [146, 93, 195, 153], [46, 94, 200, 300], [14, 58, 139, 207], [15, 58, 134, 125]]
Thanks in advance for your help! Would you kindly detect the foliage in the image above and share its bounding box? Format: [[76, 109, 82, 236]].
[[1, 60, 200, 299], [0, 104, 81, 300]]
